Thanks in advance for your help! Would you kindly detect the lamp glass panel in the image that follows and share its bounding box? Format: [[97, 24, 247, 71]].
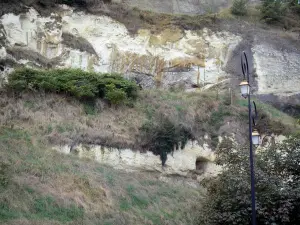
[[252, 135, 260, 146], [240, 84, 249, 97]]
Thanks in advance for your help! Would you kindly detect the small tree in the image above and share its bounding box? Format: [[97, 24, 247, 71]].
[[231, 0, 248, 16], [198, 133, 300, 225]]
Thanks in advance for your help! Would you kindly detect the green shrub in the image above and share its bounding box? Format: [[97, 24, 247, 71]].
[[7, 68, 138, 105], [231, 0, 247, 16], [260, 0, 287, 23], [105, 84, 127, 105]]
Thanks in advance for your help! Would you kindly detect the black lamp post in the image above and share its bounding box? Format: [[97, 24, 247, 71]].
[[239, 51, 261, 225]]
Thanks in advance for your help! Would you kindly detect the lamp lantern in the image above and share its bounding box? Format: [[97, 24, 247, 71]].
[[252, 129, 261, 146], [239, 80, 250, 98]]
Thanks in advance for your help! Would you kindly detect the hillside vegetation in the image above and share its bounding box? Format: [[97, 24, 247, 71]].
[[199, 133, 300, 225], [3, 68, 296, 161], [1, 0, 300, 223], [0, 68, 298, 224]]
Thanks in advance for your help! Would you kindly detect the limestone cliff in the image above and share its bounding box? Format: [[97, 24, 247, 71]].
[[0, 6, 241, 89], [1, 3, 299, 98], [54, 141, 221, 179]]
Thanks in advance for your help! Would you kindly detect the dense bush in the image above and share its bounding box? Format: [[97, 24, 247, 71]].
[[105, 83, 127, 105], [231, 0, 247, 16], [198, 133, 300, 225], [140, 116, 193, 166], [260, 0, 287, 23], [7, 68, 138, 105]]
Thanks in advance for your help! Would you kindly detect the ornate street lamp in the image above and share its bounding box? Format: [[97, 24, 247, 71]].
[[240, 51, 258, 225]]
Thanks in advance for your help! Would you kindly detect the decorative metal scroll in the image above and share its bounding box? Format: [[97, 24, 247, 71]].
[[252, 101, 258, 127], [241, 51, 249, 81]]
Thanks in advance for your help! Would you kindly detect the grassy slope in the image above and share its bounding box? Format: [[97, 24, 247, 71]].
[[0, 87, 296, 148], [0, 86, 297, 225], [0, 127, 203, 225]]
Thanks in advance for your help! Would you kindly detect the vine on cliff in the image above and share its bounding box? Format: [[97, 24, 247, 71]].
[[139, 115, 193, 166]]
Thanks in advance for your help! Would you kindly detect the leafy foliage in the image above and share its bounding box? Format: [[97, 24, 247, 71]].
[[260, 0, 287, 23], [140, 115, 193, 166], [199, 133, 300, 225], [7, 68, 138, 105], [105, 83, 127, 105], [231, 0, 248, 16]]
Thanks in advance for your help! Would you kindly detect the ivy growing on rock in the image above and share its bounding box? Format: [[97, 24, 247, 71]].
[[140, 115, 193, 166]]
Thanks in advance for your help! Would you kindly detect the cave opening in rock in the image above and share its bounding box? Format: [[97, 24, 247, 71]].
[[195, 157, 209, 171]]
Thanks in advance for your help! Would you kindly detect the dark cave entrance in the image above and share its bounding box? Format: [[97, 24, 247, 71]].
[[195, 157, 210, 171]]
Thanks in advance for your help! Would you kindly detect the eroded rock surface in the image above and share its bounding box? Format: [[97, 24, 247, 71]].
[[0, 6, 241, 89], [54, 141, 221, 179]]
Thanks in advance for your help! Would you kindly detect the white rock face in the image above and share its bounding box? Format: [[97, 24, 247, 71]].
[[253, 43, 300, 96], [0, 6, 241, 88], [54, 141, 221, 178], [1, 5, 298, 94]]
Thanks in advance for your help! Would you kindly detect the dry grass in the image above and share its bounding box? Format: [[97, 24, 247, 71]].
[[85, 2, 219, 35], [136, 89, 250, 145], [0, 91, 192, 148], [0, 88, 295, 151], [0, 91, 144, 149]]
